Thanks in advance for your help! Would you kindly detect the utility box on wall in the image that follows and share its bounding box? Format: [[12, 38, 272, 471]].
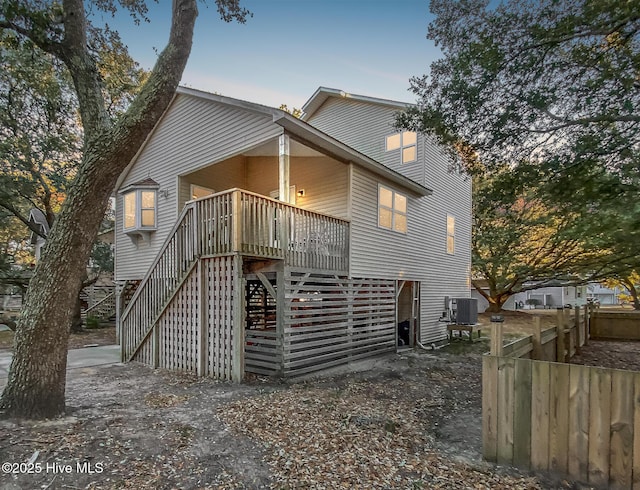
[[453, 298, 478, 325]]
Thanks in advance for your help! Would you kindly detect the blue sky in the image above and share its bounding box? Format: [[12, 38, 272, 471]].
[[109, 1, 440, 109]]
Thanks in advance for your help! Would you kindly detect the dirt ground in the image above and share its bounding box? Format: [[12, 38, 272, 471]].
[[0, 325, 116, 350], [0, 311, 635, 489]]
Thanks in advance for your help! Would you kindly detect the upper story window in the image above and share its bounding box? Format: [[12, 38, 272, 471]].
[[378, 185, 407, 233], [447, 214, 455, 254], [120, 178, 159, 239], [385, 131, 417, 163]]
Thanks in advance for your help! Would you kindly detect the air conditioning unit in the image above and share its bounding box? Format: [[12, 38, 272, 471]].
[[452, 298, 478, 325]]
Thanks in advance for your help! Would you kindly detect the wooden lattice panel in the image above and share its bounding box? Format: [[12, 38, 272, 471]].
[[282, 269, 395, 377], [155, 269, 199, 373], [204, 256, 238, 380]]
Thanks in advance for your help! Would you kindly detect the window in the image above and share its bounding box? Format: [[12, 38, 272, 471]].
[[120, 179, 159, 237], [447, 215, 455, 254], [123, 188, 157, 231], [385, 131, 417, 163], [378, 185, 407, 233]]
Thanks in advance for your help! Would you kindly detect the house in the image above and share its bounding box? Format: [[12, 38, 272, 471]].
[[471, 280, 588, 312], [115, 86, 472, 380], [587, 283, 621, 305], [28, 208, 50, 263]]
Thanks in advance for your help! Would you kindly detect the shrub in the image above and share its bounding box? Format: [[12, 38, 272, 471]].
[[85, 315, 101, 329]]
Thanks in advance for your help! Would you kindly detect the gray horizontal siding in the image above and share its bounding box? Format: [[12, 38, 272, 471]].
[[306, 97, 424, 185], [308, 95, 472, 343], [349, 164, 472, 344], [115, 94, 282, 281]]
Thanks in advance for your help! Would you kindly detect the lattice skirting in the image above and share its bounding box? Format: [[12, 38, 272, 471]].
[[131, 261, 396, 381]]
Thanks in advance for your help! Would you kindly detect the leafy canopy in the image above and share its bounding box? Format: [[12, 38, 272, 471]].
[[399, 0, 640, 178]]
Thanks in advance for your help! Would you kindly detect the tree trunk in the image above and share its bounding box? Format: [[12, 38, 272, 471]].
[[0, 0, 198, 419], [621, 278, 640, 311], [71, 296, 84, 333], [628, 286, 640, 310], [471, 281, 511, 313], [486, 300, 506, 313]]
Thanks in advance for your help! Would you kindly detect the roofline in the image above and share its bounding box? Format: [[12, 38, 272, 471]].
[[114, 92, 180, 191], [116, 86, 432, 197], [301, 86, 414, 121], [273, 112, 431, 196]]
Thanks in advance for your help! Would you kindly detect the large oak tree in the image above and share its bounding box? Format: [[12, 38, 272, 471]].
[[0, 0, 249, 419], [400, 0, 639, 177], [472, 163, 634, 311], [398, 0, 640, 308]]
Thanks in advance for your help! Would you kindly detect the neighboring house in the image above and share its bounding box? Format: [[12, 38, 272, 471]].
[[587, 283, 621, 305], [115, 86, 472, 381], [472, 280, 588, 312], [28, 208, 50, 262]]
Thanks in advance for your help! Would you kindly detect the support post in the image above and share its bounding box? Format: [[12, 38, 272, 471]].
[[231, 190, 242, 253], [533, 316, 542, 360], [556, 308, 565, 363], [231, 255, 245, 382], [197, 260, 208, 376], [490, 317, 504, 357], [583, 304, 589, 345], [278, 134, 290, 204], [276, 265, 286, 376]]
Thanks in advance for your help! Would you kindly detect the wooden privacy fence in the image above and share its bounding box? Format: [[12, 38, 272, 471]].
[[591, 311, 640, 340], [480, 305, 640, 487], [483, 357, 640, 488], [489, 306, 595, 362]]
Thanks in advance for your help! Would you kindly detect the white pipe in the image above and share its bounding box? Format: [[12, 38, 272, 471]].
[[417, 340, 448, 351]]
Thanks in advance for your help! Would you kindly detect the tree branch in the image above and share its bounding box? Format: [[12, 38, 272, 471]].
[[0, 200, 45, 238]]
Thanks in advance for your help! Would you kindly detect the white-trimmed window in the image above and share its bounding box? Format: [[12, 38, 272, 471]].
[[447, 214, 455, 254], [378, 185, 407, 233], [123, 189, 157, 231], [120, 179, 159, 237], [385, 131, 417, 163]]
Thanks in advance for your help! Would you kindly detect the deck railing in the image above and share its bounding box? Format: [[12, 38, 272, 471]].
[[191, 189, 349, 270], [121, 205, 198, 361], [121, 188, 350, 362]]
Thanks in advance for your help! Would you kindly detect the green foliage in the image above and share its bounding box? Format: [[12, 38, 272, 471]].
[[84, 315, 101, 329], [402, 0, 640, 310], [401, 0, 640, 178], [0, 31, 78, 233], [279, 104, 302, 118], [470, 162, 637, 311]]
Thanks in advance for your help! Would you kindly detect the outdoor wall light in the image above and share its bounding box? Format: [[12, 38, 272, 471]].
[[297, 189, 305, 197]]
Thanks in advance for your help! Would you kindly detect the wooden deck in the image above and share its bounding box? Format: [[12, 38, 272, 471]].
[[120, 189, 350, 375]]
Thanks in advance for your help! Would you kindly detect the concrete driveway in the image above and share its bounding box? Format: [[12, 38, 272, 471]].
[[0, 345, 121, 387]]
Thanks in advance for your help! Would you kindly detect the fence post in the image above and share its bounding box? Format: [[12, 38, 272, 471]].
[[533, 316, 542, 360], [574, 305, 582, 354], [583, 304, 589, 345], [490, 316, 504, 357], [556, 307, 566, 363]]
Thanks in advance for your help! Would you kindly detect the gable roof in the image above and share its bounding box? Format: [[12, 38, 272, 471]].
[[116, 87, 431, 197], [300, 87, 413, 121]]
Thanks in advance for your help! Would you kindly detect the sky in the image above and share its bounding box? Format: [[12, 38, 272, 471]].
[[107, 0, 441, 110]]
